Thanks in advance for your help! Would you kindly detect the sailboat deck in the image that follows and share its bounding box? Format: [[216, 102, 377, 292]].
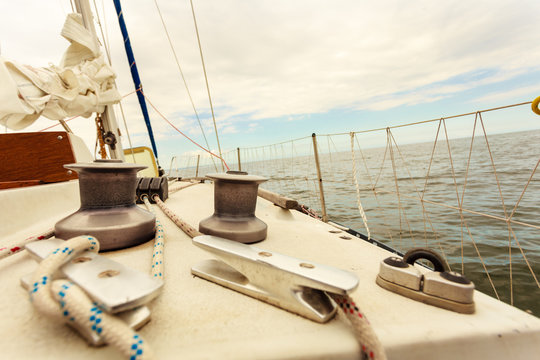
[[1, 180, 539, 359]]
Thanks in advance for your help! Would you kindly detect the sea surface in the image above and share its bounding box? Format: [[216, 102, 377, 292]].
[[176, 129, 540, 315]]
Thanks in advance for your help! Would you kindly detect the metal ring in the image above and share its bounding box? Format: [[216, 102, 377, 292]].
[[402, 248, 449, 272]]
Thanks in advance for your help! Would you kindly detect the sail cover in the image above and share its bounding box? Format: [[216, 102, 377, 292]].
[[0, 13, 121, 130]]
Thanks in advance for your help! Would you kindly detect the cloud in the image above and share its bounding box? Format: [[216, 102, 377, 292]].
[[2, 0, 539, 161], [470, 85, 540, 104]]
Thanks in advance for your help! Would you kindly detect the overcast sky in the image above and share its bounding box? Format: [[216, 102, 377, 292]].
[[1, 0, 539, 166]]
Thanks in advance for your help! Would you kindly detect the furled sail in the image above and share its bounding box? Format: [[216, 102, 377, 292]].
[[0, 13, 121, 130]]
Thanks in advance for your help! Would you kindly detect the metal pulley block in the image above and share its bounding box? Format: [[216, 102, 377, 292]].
[[376, 248, 475, 314], [135, 176, 168, 204], [54, 159, 156, 251], [199, 171, 268, 243]]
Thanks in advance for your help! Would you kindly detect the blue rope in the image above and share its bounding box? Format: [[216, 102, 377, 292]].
[[113, 0, 159, 161]]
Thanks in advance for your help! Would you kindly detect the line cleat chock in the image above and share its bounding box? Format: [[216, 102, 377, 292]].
[[136, 177, 168, 204]]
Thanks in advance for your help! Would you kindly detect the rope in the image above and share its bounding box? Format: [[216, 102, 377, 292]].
[[29, 235, 154, 359], [330, 294, 386, 360], [138, 89, 230, 171], [152, 0, 218, 172], [354, 135, 395, 246], [391, 121, 452, 270], [189, 0, 224, 171], [0, 228, 54, 260], [153, 196, 202, 238], [350, 133, 371, 240], [168, 181, 200, 195], [142, 196, 165, 279], [150, 185, 384, 359]]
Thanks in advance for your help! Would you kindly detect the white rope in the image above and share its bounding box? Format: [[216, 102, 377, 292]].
[[350, 133, 371, 240], [169, 181, 199, 194], [142, 196, 165, 279], [30, 236, 154, 359], [330, 294, 386, 360], [0, 228, 54, 260]]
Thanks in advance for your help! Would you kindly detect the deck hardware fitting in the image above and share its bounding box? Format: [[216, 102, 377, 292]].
[[192, 235, 359, 323], [54, 159, 156, 251], [376, 248, 475, 314], [199, 171, 268, 243], [25, 238, 163, 313], [72, 256, 92, 263], [136, 176, 169, 204], [98, 270, 120, 278], [21, 238, 161, 345]]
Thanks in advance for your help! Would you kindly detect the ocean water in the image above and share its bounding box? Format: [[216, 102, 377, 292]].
[[177, 129, 540, 314]]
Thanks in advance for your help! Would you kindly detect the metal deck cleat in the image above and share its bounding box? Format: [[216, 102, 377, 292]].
[[191, 235, 359, 323]]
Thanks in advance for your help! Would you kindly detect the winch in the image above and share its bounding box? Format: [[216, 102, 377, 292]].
[[199, 171, 268, 243], [54, 159, 156, 251]]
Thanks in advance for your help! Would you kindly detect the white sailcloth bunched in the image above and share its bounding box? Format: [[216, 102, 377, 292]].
[[0, 13, 121, 130]]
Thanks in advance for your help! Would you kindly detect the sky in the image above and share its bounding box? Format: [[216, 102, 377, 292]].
[[1, 0, 539, 167]]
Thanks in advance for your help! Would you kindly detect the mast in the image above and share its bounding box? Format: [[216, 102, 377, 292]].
[[112, 0, 160, 164], [74, 0, 125, 160]]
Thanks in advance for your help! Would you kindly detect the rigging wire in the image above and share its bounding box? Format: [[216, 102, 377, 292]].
[[189, 0, 224, 171], [90, 0, 135, 161], [139, 89, 230, 171], [153, 0, 217, 172]]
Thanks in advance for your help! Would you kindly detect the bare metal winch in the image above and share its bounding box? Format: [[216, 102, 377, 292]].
[[199, 171, 268, 243], [54, 159, 156, 251]]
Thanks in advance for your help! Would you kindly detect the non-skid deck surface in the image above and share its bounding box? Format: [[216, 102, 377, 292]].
[[1, 181, 539, 359]]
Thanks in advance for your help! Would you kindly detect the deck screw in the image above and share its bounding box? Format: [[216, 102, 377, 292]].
[[98, 270, 120, 278], [57, 135, 63, 140], [72, 256, 92, 263]]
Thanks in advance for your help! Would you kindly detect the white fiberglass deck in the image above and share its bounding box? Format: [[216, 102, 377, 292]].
[[1, 181, 539, 359]]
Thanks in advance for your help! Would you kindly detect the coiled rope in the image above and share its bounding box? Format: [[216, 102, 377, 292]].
[[29, 235, 154, 359]]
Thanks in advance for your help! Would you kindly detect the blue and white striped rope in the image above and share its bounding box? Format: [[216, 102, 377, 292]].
[[29, 235, 154, 359]]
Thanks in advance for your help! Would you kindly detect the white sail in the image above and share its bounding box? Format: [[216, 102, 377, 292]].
[[0, 13, 120, 130]]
